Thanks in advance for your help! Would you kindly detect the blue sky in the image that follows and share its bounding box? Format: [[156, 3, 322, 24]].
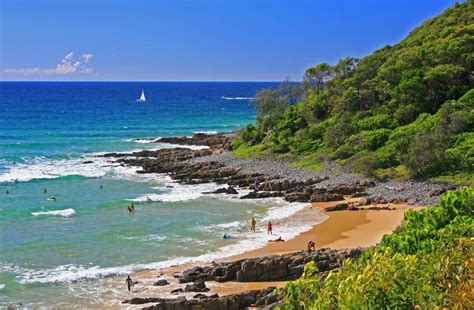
[[0, 0, 455, 81]]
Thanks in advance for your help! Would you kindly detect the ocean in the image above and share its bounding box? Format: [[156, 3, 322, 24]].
[[0, 82, 324, 307]]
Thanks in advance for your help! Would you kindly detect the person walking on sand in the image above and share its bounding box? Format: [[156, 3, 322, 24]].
[[267, 221, 273, 235], [251, 218, 256, 232], [125, 275, 133, 292], [307, 241, 316, 254]]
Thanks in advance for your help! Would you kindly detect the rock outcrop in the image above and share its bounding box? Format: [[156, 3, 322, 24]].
[[175, 247, 365, 283], [124, 287, 279, 309]]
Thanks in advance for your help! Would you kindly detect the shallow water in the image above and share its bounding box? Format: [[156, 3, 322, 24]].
[[0, 82, 323, 307]]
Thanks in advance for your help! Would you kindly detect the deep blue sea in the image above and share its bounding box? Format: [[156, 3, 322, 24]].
[[0, 82, 323, 307]]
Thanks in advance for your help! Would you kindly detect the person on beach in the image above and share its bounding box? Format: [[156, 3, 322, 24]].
[[307, 241, 316, 254], [348, 201, 354, 210], [43, 188, 47, 194], [251, 218, 256, 232], [269, 236, 284, 242], [125, 275, 133, 292], [253, 179, 260, 192], [267, 221, 273, 235]]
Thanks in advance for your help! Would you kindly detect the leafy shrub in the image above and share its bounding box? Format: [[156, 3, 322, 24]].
[[394, 103, 419, 125], [357, 114, 396, 130], [446, 132, 474, 172], [279, 187, 474, 309]]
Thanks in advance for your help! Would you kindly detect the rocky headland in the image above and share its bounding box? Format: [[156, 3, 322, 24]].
[[103, 132, 454, 207]]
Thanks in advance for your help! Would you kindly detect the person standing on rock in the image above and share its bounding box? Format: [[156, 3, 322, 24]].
[[267, 221, 273, 235], [307, 241, 316, 254], [251, 218, 256, 232], [125, 275, 133, 292], [253, 179, 260, 192]]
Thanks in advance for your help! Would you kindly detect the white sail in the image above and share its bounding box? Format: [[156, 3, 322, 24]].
[[138, 89, 146, 102]]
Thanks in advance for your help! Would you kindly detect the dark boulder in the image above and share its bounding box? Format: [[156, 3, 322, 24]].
[[184, 279, 210, 292], [153, 279, 170, 286]]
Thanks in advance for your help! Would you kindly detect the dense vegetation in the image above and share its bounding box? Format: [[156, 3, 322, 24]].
[[278, 187, 474, 309], [233, 2, 474, 184]]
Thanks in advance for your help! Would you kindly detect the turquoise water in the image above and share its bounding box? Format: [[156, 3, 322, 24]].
[[0, 82, 320, 307]]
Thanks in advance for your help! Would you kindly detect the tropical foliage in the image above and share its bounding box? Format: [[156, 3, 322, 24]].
[[233, 2, 474, 182], [278, 187, 474, 309]]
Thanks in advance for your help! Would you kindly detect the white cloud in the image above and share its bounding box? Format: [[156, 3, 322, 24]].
[[3, 52, 95, 76]]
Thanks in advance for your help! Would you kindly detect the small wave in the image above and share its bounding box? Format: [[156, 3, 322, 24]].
[[193, 131, 218, 135], [215, 221, 242, 229], [32, 208, 76, 218], [0, 283, 4, 290], [118, 234, 166, 242], [221, 96, 255, 100], [123, 138, 160, 144], [0, 142, 207, 183], [129, 181, 222, 203]]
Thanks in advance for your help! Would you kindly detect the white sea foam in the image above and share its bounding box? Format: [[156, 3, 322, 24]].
[[0, 157, 109, 183], [215, 221, 242, 229], [0, 283, 5, 290], [124, 138, 161, 144], [118, 234, 167, 242], [129, 181, 222, 203], [193, 131, 218, 135], [32, 208, 76, 218], [0, 141, 209, 183], [221, 96, 255, 100]]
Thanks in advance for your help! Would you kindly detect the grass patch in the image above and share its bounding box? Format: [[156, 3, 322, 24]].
[[289, 154, 325, 171], [432, 171, 474, 186], [374, 165, 411, 181], [231, 144, 268, 158]]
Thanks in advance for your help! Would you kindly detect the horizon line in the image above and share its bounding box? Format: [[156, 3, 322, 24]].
[[0, 80, 299, 83]]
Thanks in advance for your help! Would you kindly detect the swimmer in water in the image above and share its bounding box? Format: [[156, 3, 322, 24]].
[[100, 184, 103, 189], [43, 188, 47, 194], [49, 196, 57, 201], [5, 190, 9, 195]]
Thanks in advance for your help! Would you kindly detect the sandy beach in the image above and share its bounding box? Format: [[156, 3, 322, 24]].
[[117, 199, 421, 306], [236, 200, 421, 258]]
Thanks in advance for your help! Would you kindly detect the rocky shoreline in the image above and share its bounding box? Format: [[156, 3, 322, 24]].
[[103, 132, 454, 207], [123, 247, 365, 309], [103, 132, 455, 308]]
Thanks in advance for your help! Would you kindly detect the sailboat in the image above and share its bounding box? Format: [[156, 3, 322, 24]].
[[137, 89, 146, 102]]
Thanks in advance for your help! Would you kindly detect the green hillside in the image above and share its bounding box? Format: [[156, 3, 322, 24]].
[[233, 1, 474, 184]]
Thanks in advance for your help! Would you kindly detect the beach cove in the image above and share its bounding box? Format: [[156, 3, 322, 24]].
[[94, 133, 446, 308]]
